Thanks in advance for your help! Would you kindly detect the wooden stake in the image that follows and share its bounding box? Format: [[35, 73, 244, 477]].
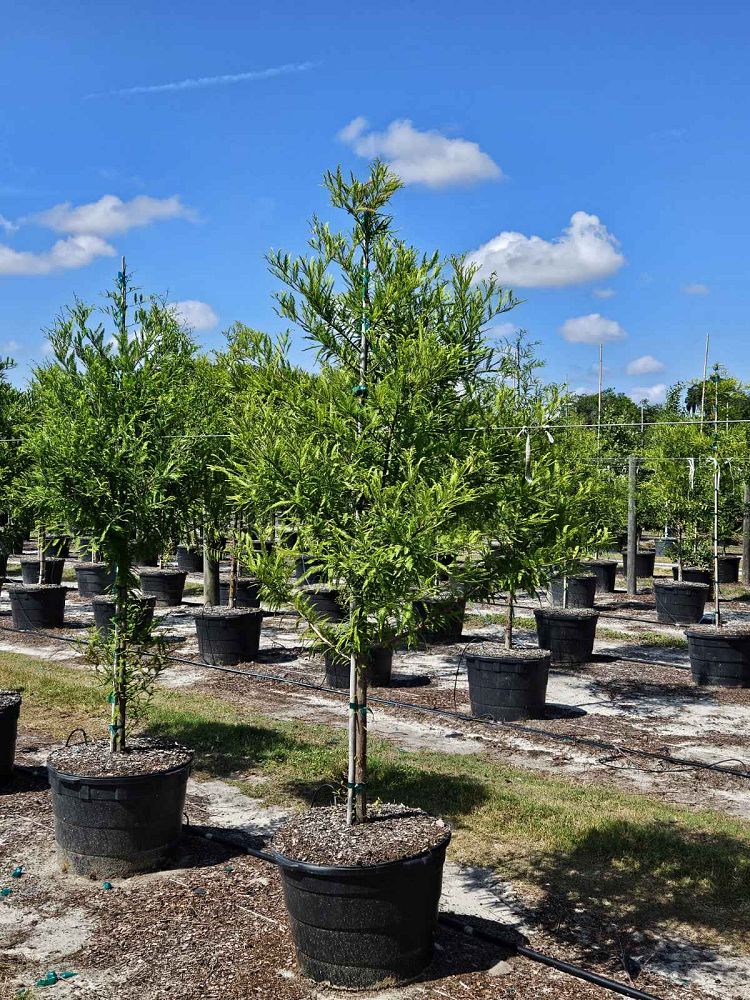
[[627, 457, 638, 596]]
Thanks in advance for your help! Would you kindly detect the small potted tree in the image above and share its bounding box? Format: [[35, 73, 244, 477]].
[[642, 423, 712, 624], [229, 163, 516, 987], [29, 264, 198, 875]]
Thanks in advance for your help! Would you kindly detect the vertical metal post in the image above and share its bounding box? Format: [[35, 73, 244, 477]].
[[700, 333, 710, 432], [743, 481, 750, 586], [597, 343, 603, 448], [627, 456, 638, 595], [713, 460, 721, 627]]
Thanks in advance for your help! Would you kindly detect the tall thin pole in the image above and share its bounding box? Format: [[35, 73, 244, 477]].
[[700, 333, 710, 431], [713, 459, 721, 627], [627, 456, 638, 596], [742, 481, 750, 587], [597, 343, 603, 448]]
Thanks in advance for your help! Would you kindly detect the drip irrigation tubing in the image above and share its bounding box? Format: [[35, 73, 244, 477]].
[[1, 618, 748, 781], [189, 825, 664, 1000], [438, 915, 663, 1000]]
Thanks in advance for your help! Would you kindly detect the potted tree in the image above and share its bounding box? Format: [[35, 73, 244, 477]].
[[642, 422, 712, 624], [229, 163, 516, 987], [28, 263, 198, 875]]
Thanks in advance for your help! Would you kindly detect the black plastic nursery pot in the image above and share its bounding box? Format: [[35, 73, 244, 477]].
[[176, 544, 203, 574], [43, 534, 71, 559], [8, 585, 66, 629], [549, 574, 596, 609], [534, 608, 598, 665], [654, 580, 708, 625], [74, 562, 115, 599], [298, 585, 345, 623], [47, 751, 192, 877], [293, 554, 327, 585], [0, 692, 21, 786], [414, 595, 466, 642], [717, 555, 742, 584], [218, 575, 261, 609], [580, 559, 617, 594], [672, 565, 714, 598], [91, 595, 156, 640], [685, 626, 750, 688], [75, 536, 96, 562], [0, 553, 6, 579], [324, 646, 394, 689], [466, 646, 550, 722], [275, 839, 450, 988], [193, 607, 263, 666], [138, 568, 187, 607], [20, 556, 65, 586], [621, 550, 656, 579]]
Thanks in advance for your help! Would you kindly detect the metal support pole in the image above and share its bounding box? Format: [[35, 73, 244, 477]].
[[743, 481, 750, 586], [713, 460, 721, 626], [627, 456, 638, 595]]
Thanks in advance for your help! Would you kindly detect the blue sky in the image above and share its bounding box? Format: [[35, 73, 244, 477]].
[[1, 1, 748, 401]]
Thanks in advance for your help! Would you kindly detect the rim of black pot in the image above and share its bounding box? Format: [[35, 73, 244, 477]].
[[465, 646, 550, 663], [192, 606, 264, 619], [47, 749, 194, 783], [581, 558, 618, 566], [684, 624, 750, 639], [138, 568, 188, 577], [272, 829, 452, 877], [533, 608, 599, 620], [91, 593, 156, 604], [19, 555, 65, 564], [6, 583, 67, 593], [655, 579, 710, 590]]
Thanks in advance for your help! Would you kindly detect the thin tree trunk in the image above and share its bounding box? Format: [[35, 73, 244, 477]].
[[110, 565, 128, 753], [38, 524, 46, 585], [677, 524, 683, 581], [505, 590, 514, 650], [626, 456, 638, 595], [203, 532, 219, 607], [228, 517, 238, 609], [713, 460, 722, 627], [354, 659, 368, 824], [346, 648, 358, 826]]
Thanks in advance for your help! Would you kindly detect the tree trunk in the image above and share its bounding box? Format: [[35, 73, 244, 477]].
[[38, 524, 46, 585], [110, 564, 129, 753], [626, 456, 638, 595], [203, 533, 219, 607], [354, 658, 368, 824], [677, 524, 683, 581], [505, 590, 514, 650]]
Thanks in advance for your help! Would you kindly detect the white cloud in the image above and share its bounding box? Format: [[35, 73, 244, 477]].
[[629, 383, 667, 404], [593, 287, 615, 299], [0, 215, 17, 235], [0, 234, 115, 276], [626, 354, 665, 376], [338, 117, 502, 188], [170, 300, 218, 331], [682, 282, 709, 295], [31, 194, 195, 238], [3, 339, 19, 352], [89, 61, 317, 98], [467, 211, 624, 287], [559, 313, 627, 344]]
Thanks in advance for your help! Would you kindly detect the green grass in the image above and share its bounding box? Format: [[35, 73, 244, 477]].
[[182, 581, 204, 596], [3, 650, 749, 950], [597, 626, 689, 649], [464, 612, 536, 631]]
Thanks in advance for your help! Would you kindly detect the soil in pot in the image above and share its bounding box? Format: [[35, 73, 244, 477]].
[[414, 593, 466, 642], [47, 739, 193, 877], [549, 574, 596, 608], [91, 595, 156, 640], [8, 585, 66, 629], [272, 804, 450, 988], [534, 608, 598, 665], [297, 584, 345, 622], [176, 544, 203, 574], [193, 607, 264, 665], [685, 625, 750, 687], [717, 555, 741, 584], [74, 562, 115, 599], [580, 559, 617, 594], [138, 568, 187, 607], [324, 645, 394, 688], [466, 644, 549, 722], [672, 565, 714, 598], [20, 556, 65, 586], [0, 691, 21, 786], [654, 580, 708, 625], [621, 550, 656, 579], [218, 575, 261, 609], [293, 554, 327, 585]]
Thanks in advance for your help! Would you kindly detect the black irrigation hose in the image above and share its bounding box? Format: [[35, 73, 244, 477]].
[[438, 915, 663, 1000], [1, 620, 750, 781]]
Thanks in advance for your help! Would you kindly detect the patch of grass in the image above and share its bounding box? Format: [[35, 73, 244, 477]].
[[183, 581, 204, 596], [3, 650, 750, 950], [465, 612, 536, 631], [597, 626, 688, 649]]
